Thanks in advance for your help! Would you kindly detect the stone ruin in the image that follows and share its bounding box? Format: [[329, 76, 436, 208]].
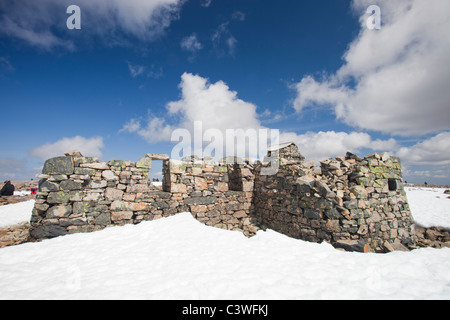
[[30, 143, 418, 253]]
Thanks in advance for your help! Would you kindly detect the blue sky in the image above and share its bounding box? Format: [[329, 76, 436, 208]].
[[0, 0, 449, 184]]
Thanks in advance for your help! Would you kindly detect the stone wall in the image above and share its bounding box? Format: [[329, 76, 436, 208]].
[[253, 147, 416, 252], [30, 143, 417, 253], [30, 151, 259, 240], [31, 151, 168, 238], [169, 158, 259, 236]]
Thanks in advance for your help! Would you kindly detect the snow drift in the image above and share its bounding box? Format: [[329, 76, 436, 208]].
[[0, 187, 449, 300]]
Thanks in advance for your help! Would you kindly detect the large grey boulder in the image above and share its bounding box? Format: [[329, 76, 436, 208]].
[[333, 240, 368, 253], [30, 224, 68, 240], [42, 156, 74, 175]]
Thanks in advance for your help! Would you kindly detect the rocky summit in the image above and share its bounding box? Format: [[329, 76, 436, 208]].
[[29, 143, 420, 253]]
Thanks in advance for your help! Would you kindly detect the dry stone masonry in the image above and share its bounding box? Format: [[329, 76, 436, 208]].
[[31, 150, 259, 240], [0, 222, 31, 248], [254, 145, 415, 252], [31, 143, 418, 253]]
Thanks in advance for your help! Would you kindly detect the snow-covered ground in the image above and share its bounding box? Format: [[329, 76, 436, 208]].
[[151, 181, 163, 187], [405, 187, 450, 229], [13, 190, 31, 197], [0, 200, 35, 228], [0, 188, 449, 300]]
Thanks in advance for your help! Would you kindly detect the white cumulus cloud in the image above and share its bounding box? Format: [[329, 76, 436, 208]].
[[120, 117, 174, 144], [0, 0, 185, 50], [180, 34, 203, 53], [29, 136, 104, 160], [120, 73, 262, 146], [200, 0, 212, 8], [167, 73, 262, 132], [121, 73, 399, 161], [127, 62, 146, 78], [212, 22, 238, 57], [280, 131, 398, 162], [292, 0, 450, 136], [397, 132, 450, 166]]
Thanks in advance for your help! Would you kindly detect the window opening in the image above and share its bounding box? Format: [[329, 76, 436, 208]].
[[388, 179, 397, 191]]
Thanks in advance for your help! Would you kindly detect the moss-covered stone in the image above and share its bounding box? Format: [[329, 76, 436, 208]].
[[136, 157, 152, 170], [42, 156, 74, 175], [47, 191, 70, 204]]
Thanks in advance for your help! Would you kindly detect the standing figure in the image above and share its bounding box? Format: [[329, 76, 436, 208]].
[[0, 181, 15, 196]]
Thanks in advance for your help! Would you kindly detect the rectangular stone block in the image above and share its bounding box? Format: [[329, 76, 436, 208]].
[[42, 157, 74, 175], [171, 183, 187, 193], [47, 191, 70, 204], [111, 211, 133, 221]]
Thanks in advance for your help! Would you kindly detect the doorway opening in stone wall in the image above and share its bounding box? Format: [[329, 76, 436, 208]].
[[148, 160, 164, 191], [228, 163, 243, 191]]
